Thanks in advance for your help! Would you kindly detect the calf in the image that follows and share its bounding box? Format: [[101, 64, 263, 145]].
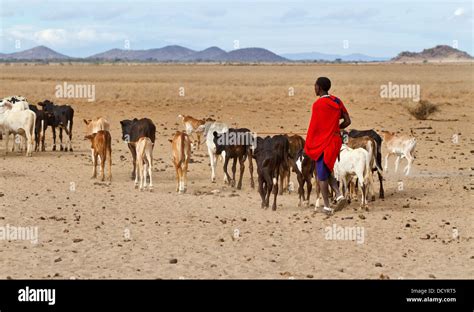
[[343, 133, 383, 201], [37, 100, 74, 152], [333, 145, 372, 209], [279, 134, 305, 194], [0, 101, 35, 156], [294, 149, 320, 208], [83, 117, 110, 136], [120, 118, 156, 180], [85, 130, 112, 181], [253, 135, 289, 210], [213, 128, 255, 189], [134, 137, 154, 191], [197, 121, 229, 183], [380, 130, 417, 176], [169, 131, 191, 193], [178, 115, 214, 150], [347, 129, 384, 198]]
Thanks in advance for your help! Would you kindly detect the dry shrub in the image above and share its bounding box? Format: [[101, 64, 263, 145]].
[[407, 100, 439, 120]]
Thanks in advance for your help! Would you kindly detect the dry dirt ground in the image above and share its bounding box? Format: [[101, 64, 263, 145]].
[[0, 63, 472, 279]]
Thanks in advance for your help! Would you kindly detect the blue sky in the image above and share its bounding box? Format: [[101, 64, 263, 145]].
[[0, 0, 472, 57]]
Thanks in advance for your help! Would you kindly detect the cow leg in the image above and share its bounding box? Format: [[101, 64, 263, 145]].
[[68, 120, 73, 152], [52, 126, 57, 151], [248, 151, 255, 189], [174, 164, 180, 192], [40, 121, 46, 151], [134, 159, 139, 189], [306, 175, 312, 206], [148, 157, 153, 191], [128, 143, 137, 180], [182, 162, 188, 193], [377, 170, 385, 199], [264, 173, 273, 209], [296, 172, 304, 207], [91, 152, 97, 179], [394, 155, 400, 173], [107, 148, 112, 181], [100, 153, 106, 181], [384, 154, 390, 172], [237, 155, 245, 190], [258, 173, 265, 208], [404, 153, 414, 176], [272, 173, 279, 211], [59, 127, 64, 151], [208, 147, 217, 183], [223, 156, 231, 186], [3, 131, 9, 155], [231, 157, 237, 188], [25, 127, 33, 157]]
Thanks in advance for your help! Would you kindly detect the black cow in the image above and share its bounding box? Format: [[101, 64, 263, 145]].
[[28, 104, 49, 151], [120, 118, 156, 180], [212, 128, 255, 190], [37, 100, 74, 151], [253, 135, 289, 210], [347, 129, 384, 199], [294, 149, 318, 207]]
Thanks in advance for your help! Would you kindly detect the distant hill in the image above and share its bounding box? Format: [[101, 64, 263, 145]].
[[392, 45, 473, 62], [88, 45, 196, 61], [282, 51, 389, 62], [0, 45, 70, 60], [223, 48, 287, 62], [89, 46, 286, 62], [179, 46, 227, 61]]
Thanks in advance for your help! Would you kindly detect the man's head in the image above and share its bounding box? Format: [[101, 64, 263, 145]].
[[314, 77, 331, 96]]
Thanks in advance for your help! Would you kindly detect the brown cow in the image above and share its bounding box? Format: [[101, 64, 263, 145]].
[[85, 130, 112, 181], [169, 131, 191, 193]]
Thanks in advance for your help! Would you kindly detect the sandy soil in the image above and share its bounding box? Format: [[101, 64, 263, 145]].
[[0, 63, 472, 279]]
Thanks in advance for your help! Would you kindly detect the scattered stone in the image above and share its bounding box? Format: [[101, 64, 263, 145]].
[[169, 258, 178, 264], [54, 257, 62, 263], [72, 238, 83, 243], [375, 262, 383, 267], [358, 214, 366, 220]]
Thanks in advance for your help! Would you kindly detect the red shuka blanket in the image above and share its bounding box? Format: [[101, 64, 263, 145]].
[[304, 95, 348, 171]]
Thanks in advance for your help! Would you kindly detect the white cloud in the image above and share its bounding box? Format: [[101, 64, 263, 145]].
[[34, 29, 68, 45], [454, 7, 465, 16]]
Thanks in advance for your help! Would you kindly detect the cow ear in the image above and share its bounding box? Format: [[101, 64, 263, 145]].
[[37, 101, 44, 106], [168, 139, 173, 143], [213, 131, 218, 138], [83, 119, 90, 125], [120, 120, 124, 126]]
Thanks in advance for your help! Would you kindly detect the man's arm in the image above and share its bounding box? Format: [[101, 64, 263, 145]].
[[339, 111, 351, 129]]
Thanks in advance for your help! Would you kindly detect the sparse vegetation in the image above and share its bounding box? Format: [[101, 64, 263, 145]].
[[407, 99, 440, 120]]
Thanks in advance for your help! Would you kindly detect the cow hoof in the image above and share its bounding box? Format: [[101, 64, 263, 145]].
[[52, 146, 56, 151], [69, 148, 73, 152], [149, 188, 154, 192], [237, 184, 242, 190], [371, 195, 376, 201], [134, 184, 139, 189]]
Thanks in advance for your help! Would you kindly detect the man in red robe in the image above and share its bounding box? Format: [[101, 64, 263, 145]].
[[304, 77, 351, 213]]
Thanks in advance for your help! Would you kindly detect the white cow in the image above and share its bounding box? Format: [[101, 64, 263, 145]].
[[380, 131, 417, 176], [0, 101, 36, 156], [333, 145, 372, 209], [197, 121, 229, 183]]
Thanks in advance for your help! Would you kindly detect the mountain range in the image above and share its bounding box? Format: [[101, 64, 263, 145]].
[[0, 45, 471, 63]]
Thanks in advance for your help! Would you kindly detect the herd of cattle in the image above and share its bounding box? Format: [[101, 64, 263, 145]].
[[0, 96, 418, 212]]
